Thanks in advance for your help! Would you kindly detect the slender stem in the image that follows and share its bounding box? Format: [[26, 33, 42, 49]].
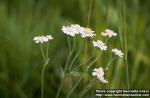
[[69, 45, 82, 71], [70, 55, 94, 72], [105, 38, 110, 44], [66, 74, 84, 98], [64, 38, 76, 72], [87, 0, 93, 27], [41, 63, 47, 98], [66, 53, 102, 98], [105, 56, 116, 70], [106, 0, 109, 25], [79, 78, 96, 98], [56, 38, 76, 98], [40, 43, 49, 98], [86, 53, 101, 71], [40, 44, 46, 62], [46, 43, 49, 59], [83, 40, 88, 71], [123, 0, 130, 89], [67, 36, 71, 52]]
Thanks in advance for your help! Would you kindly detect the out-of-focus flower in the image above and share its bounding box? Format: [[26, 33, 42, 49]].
[[101, 29, 117, 37], [112, 48, 124, 58], [92, 67, 108, 83], [70, 24, 83, 34], [33, 35, 53, 43], [61, 24, 83, 37], [61, 26, 76, 36], [80, 27, 96, 38], [61, 24, 96, 38], [46, 35, 53, 40], [93, 40, 107, 51]]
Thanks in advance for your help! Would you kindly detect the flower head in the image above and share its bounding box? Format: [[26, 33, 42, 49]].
[[33, 35, 53, 43], [80, 27, 96, 38], [61, 24, 83, 37], [92, 67, 108, 83], [46, 35, 53, 40], [61, 26, 76, 36], [93, 40, 107, 51], [112, 48, 124, 58], [101, 29, 117, 37], [70, 24, 83, 34]]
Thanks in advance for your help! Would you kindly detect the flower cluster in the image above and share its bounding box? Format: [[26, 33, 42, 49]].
[[93, 40, 107, 51], [61, 24, 95, 38], [61, 26, 124, 83], [32, 25, 123, 84], [80, 27, 95, 38], [33, 35, 53, 43], [92, 67, 108, 83], [112, 48, 124, 58], [101, 29, 117, 38]]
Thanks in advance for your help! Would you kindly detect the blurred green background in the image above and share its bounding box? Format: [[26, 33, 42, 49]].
[[0, 0, 150, 98]]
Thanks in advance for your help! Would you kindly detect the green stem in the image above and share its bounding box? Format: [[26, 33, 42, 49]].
[[40, 44, 46, 62], [66, 74, 84, 98], [106, 0, 109, 25], [105, 56, 116, 70], [87, 0, 93, 27], [79, 78, 96, 98], [41, 63, 47, 98], [69, 45, 82, 71], [46, 43, 49, 59], [56, 38, 76, 98], [123, 0, 130, 89], [70, 55, 94, 72], [64, 37, 76, 72], [67, 36, 71, 52], [66, 53, 102, 98], [40, 43, 50, 98], [86, 53, 101, 71]]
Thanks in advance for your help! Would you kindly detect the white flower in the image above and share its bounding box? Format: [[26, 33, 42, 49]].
[[61, 24, 96, 38], [61, 24, 83, 37], [33, 35, 53, 43], [61, 26, 76, 36], [80, 27, 96, 38], [93, 40, 107, 51], [70, 24, 83, 34], [46, 35, 53, 40], [101, 29, 117, 37], [112, 48, 124, 58], [92, 67, 108, 84]]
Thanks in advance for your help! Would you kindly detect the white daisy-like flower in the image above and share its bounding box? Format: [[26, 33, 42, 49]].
[[33, 35, 53, 43], [92, 67, 108, 84], [112, 48, 124, 58], [101, 29, 117, 37], [80, 27, 96, 38], [46, 35, 53, 40], [61, 24, 83, 37], [70, 24, 83, 34], [93, 40, 107, 51], [61, 26, 76, 36]]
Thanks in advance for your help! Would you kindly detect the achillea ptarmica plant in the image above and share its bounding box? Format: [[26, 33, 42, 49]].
[[112, 48, 124, 58], [101, 29, 117, 38], [33, 35, 53, 43], [92, 67, 108, 83], [93, 40, 107, 51], [33, 34, 53, 98]]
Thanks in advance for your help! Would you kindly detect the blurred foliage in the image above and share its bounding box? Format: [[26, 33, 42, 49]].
[[0, 0, 150, 98]]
